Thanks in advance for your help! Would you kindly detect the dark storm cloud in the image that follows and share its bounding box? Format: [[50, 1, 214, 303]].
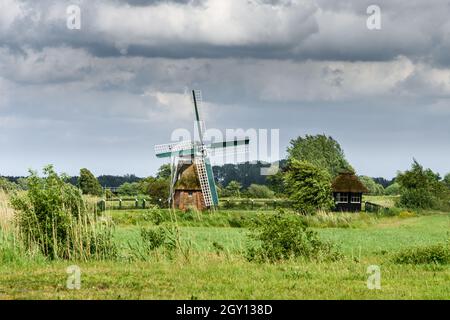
[[1, 0, 449, 64]]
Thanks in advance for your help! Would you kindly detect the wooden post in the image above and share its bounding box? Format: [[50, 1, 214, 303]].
[[100, 199, 106, 212]]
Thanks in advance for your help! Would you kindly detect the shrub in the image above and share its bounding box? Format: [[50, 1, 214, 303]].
[[246, 212, 342, 262], [384, 182, 400, 195], [393, 244, 450, 265], [0, 178, 19, 193], [10, 165, 116, 260], [140, 226, 178, 252], [141, 227, 166, 250], [246, 184, 275, 199], [398, 210, 416, 218]]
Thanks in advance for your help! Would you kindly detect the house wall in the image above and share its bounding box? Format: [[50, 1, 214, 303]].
[[333, 192, 363, 212]]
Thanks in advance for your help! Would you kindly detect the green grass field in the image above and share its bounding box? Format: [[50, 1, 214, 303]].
[[1, 202, 449, 299]]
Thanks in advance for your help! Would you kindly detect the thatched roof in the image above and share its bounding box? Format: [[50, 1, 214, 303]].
[[332, 172, 368, 193], [174, 163, 201, 191]]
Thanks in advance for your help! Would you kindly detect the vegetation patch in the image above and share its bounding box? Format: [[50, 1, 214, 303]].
[[246, 211, 343, 262], [9, 166, 117, 261], [393, 243, 450, 265]]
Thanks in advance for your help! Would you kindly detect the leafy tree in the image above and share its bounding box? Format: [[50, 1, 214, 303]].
[[156, 164, 171, 180], [223, 180, 242, 198], [266, 171, 286, 196], [117, 182, 140, 196], [372, 177, 394, 188], [359, 176, 385, 195], [384, 182, 400, 195], [213, 161, 273, 189], [139, 177, 169, 207], [396, 160, 448, 210], [246, 184, 275, 199], [78, 168, 102, 196], [97, 174, 141, 188], [444, 173, 450, 190], [284, 159, 334, 214], [287, 134, 353, 178]]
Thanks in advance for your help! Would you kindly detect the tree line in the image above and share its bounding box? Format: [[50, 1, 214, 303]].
[[2, 134, 449, 212]]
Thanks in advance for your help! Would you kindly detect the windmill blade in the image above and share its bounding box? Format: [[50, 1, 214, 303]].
[[155, 140, 196, 158], [192, 90, 206, 148], [207, 138, 250, 163], [208, 138, 250, 150]]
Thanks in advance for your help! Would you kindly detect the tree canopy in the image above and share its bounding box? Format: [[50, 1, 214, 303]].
[[287, 134, 353, 178], [359, 176, 385, 195], [384, 182, 400, 195], [284, 159, 334, 214], [444, 173, 450, 190], [139, 176, 169, 207], [78, 168, 102, 196], [396, 160, 449, 210]]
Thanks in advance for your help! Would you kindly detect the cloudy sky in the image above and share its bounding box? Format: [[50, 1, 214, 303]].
[[0, 0, 449, 179]]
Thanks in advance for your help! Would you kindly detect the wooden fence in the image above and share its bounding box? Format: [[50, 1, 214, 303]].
[[98, 198, 292, 211]]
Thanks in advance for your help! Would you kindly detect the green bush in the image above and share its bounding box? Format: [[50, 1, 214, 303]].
[[246, 212, 342, 262], [140, 226, 178, 253], [141, 227, 166, 250], [384, 182, 400, 195], [246, 184, 275, 199], [393, 243, 450, 265]]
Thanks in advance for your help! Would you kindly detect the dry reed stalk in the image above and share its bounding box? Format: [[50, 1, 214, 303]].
[[0, 191, 14, 233]]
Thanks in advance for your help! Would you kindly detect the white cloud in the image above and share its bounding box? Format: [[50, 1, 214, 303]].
[[95, 0, 318, 49], [0, 0, 25, 30]]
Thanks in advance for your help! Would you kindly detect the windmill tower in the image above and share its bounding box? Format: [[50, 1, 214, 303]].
[[154, 90, 249, 210]]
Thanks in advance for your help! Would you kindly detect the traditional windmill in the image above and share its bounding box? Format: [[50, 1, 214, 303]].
[[154, 90, 249, 210]]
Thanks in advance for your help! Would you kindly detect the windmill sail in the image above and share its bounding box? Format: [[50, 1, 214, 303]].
[[155, 140, 196, 158]]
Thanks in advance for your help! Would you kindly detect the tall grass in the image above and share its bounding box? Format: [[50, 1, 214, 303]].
[[1, 167, 119, 262], [12, 194, 117, 261], [300, 210, 378, 228], [0, 190, 14, 233]]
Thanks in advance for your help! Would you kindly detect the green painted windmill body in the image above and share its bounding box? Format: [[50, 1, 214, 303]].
[[154, 90, 249, 209]]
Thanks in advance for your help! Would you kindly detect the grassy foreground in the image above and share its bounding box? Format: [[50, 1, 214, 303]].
[[1, 255, 449, 299], [1, 207, 449, 299]]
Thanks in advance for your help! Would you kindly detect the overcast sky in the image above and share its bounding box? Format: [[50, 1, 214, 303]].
[[0, 0, 449, 179]]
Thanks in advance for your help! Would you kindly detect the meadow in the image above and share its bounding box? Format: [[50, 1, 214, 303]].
[[0, 192, 449, 300]]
